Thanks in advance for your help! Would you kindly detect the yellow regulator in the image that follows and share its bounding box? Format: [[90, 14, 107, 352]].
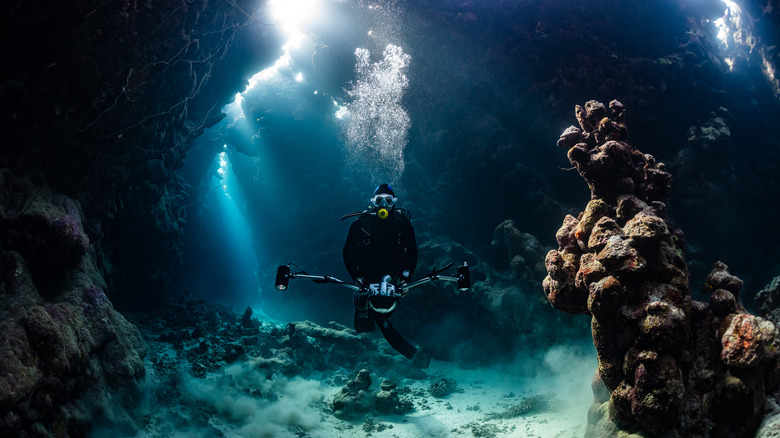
[[377, 208, 389, 219]]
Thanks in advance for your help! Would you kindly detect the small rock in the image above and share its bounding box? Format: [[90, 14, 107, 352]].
[[429, 377, 462, 398]]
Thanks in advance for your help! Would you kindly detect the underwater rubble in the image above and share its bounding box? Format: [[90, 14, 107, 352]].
[[428, 377, 463, 398], [125, 293, 425, 434], [130, 291, 428, 377], [484, 392, 557, 420], [330, 369, 414, 419], [545, 100, 780, 437], [123, 293, 577, 437]]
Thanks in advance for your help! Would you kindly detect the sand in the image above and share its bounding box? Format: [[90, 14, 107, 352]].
[[113, 305, 596, 438], [193, 350, 596, 438]]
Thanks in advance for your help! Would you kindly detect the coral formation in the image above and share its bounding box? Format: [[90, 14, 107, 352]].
[[121, 294, 430, 433], [331, 369, 375, 419], [756, 275, 780, 327], [124, 293, 574, 435], [670, 110, 737, 257], [331, 370, 413, 419], [429, 377, 463, 398], [0, 169, 146, 437], [544, 100, 780, 437], [491, 220, 548, 285], [133, 291, 428, 382]]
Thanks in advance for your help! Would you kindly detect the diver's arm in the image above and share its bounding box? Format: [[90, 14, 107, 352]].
[[400, 220, 418, 280], [343, 221, 362, 281]]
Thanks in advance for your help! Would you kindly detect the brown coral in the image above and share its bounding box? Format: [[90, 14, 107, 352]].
[[544, 100, 780, 438]]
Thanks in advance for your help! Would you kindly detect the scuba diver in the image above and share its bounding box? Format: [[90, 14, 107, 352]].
[[342, 184, 418, 356], [276, 183, 467, 359]]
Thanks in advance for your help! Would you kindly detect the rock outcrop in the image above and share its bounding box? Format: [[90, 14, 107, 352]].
[[756, 275, 780, 327], [0, 169, 146, 437], [544, 100, 780, 437], [1, 0, 282, 308], [331, 369, 413, 419]]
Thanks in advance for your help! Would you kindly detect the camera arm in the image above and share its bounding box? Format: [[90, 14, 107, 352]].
[[275, 261, 470, 295], [275, 266, 362, 292]]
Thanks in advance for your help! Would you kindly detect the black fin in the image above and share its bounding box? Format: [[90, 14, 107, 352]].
[[374, 317, 417, 359], [354, 312, 375, 333]]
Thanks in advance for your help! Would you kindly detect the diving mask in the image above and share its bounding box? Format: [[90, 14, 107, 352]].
[[371, 194, 397, 208]]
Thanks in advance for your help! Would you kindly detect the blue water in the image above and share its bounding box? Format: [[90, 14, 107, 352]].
[[177, 0, 780, 324]]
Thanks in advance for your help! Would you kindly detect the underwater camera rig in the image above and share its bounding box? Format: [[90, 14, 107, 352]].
[[274, 261, 470, 296], [274, 261, 471, 359]]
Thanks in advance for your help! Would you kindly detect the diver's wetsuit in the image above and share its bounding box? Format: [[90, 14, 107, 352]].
[[342, 208, 417, 332]]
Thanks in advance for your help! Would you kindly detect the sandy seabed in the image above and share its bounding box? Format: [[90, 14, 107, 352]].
[[322, 360, 589, 438], [194, 353, 595, 438], [112, 305, 596, 438]]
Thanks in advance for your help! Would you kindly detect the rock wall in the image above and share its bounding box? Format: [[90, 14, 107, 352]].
[[543, 100, 780, 437], [0, 169, 146, 436], [0, 1, 282, 435], [0, 0, 281, 308]]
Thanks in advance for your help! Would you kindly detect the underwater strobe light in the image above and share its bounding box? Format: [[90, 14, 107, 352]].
[[275, 265, 291, 290], [457, 262, 471, 291]]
